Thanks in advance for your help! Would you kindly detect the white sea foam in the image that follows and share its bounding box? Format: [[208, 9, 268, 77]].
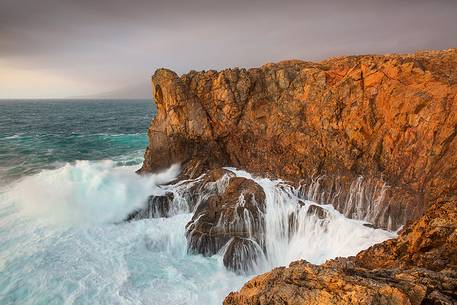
[[223, 168, 395, 270], [0, 162, 395, 305], [5, 160, 180, 225]]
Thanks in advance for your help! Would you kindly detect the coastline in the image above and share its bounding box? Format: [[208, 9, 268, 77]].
[[139, 48, 457, 304]]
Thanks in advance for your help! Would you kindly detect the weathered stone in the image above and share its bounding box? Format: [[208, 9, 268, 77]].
[[222, 237, 265, 274], [224, 259, 457, 305], [186, 176, 266, 271], [125, 192, 174, 221], [355, 198, 457, 272], [137, 49, 457, 303], [223, 197, 457, 304], [140, 49, 457, 230]]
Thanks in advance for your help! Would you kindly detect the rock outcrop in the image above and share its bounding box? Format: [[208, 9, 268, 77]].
[[186, 175, 266, 273], [139, 49, 457, 304], [141, 48, 457, 230], [224, 260, 457, 305], [223, 198, 457, 305], [355, 197, 457, 272], [126, 192, 175, 220]]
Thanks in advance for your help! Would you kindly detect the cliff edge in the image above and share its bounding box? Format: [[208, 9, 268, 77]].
[[141, 48, 457, 230], [140, 49, 457, 304]]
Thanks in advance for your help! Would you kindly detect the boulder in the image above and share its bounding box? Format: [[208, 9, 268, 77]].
[[222, 237, 265, 274], [186, 176, 266, 272], [126, 192, 174, 220]]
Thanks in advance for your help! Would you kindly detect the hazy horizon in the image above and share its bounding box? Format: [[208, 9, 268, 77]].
[[1, 0, 456, 99]]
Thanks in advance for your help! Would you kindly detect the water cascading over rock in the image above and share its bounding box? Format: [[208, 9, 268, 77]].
[[129, 168, 394, 274], [136, 48, 457, 304]]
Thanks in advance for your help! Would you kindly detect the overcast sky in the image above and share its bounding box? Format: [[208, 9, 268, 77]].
[[1, 0, 456, 98]]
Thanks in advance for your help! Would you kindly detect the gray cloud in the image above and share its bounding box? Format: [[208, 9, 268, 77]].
[[1, 0, 456, 98]]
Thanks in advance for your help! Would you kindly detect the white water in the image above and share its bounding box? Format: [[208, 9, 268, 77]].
[[0, 161, 395, 305], [223, 168, 395, 270]]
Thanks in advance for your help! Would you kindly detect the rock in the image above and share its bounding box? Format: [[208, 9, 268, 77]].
[[222, 237, 265, 274], [287, 203, 330, 238], [298, 175, 416, 230], [306, 204, 328, 219], [355, 198, 457, 272], [224, 260, 457, 305], [223, 197, 457, 304], [224, 260, 417, 305], [140, 48, 457, 230], [186, 176, 266, 272], [125, 192, 174, 220], [137, 49, 457, 303]]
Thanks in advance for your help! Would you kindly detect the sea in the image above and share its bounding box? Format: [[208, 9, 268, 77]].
[[0, 99, 395, 305]]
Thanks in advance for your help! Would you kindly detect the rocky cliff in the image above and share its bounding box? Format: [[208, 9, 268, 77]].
[[140, 49, 457, 304], [141, 48, 457, 230]]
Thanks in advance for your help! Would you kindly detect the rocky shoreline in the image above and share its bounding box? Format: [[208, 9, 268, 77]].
[[138, 49, 457, 304]]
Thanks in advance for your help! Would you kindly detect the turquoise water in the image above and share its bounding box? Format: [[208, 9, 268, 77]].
[[0, 100, 152, 183], [0, 100, 394, 305], [0, 100, 248, 305]]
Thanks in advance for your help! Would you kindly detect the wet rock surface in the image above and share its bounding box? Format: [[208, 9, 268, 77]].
[[222, 237, 265, 274], [126, 192, 174, 220], [185, 176, 266, 271], [138, 49, 457, 304], [223, 199, 457, 305]]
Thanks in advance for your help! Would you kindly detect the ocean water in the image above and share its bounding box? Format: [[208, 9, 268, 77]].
[[0, 100, 395, 305]]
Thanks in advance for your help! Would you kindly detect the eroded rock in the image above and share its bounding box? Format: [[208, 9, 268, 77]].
[[126, 192, 174, 220], [223, 197, 457, 304], [224, 259, 457, 305], [355, 198, 457, 272], [222, 237, 265, 274], [186, 176, 266, 271], [137, 49, 457, 303], [140, 49, 457, 230]]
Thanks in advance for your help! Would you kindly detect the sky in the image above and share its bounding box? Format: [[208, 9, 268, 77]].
[[1, 0, 456, 99]]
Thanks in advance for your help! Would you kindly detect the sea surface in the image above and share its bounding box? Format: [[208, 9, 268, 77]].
[[0, 99, 395, 305]]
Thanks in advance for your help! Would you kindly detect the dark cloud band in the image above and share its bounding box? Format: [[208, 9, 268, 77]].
[[1, 0, 456, 97]]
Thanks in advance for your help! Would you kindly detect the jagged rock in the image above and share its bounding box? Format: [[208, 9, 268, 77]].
[[186, 176, 266, 271], [140, 49, 457, 230], [224, 260, 457, 305], [180, 167, 236, 211], [223, 198, 457, 304], [355, 198, 457, 272], [126, 192, 174, 220], [222, 237, 265, 274], [137, 49, 457, 303]]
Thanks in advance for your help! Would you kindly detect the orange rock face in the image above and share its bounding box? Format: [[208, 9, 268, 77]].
[[140, 49, 457, 305], [223, 259, 456, 305], [141, 49, 457, 230], [355, 198, 457, 272]]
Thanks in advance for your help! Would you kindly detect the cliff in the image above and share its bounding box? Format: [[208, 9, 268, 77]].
[[140, 49, 457, 304], [141, 48, 457, 230]]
